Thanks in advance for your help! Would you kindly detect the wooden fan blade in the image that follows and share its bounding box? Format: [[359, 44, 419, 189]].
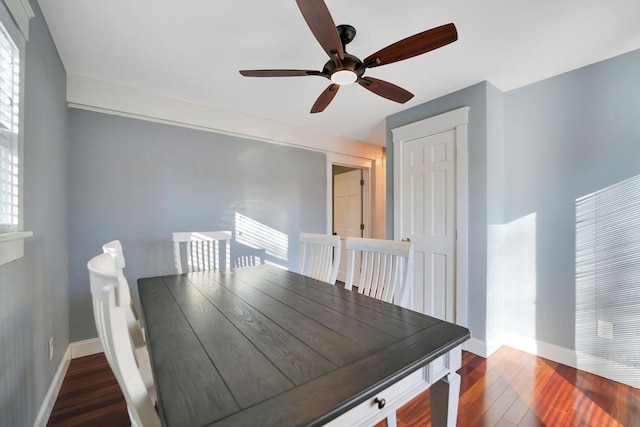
[[363, 23, 457, 68], [296, 0, 344, 60], [311, 84, 340, 113], [358, 77, 414, 103], [240, 69, 324, 77]]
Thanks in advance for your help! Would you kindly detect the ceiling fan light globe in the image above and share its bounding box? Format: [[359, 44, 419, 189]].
[[331, 69, 357, 85]]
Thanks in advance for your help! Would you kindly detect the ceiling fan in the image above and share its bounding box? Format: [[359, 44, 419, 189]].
[[239, 0, 458, 113]]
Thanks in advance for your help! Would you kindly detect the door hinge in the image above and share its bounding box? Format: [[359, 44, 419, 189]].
[[360, 179, 365, 186], [360, 224, 365, 230]]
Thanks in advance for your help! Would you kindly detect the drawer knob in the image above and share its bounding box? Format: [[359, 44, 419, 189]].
[[374, 397, 386, 409]]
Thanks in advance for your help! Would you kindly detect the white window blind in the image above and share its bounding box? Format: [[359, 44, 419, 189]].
[[0, 20, 19, 232]]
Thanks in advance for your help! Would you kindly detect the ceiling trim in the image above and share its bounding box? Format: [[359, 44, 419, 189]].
[[4, 0, 34, 39], [66, 74, 383, 160]]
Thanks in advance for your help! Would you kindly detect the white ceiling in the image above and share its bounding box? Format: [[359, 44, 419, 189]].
[[38, 0, 640, 146]]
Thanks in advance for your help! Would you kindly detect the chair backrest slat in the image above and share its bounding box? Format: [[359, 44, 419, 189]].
[[172, 231, 232, 274], [298, 233, 341, 285], [188, 239, 214, 272], [345, 237, 414, 309]]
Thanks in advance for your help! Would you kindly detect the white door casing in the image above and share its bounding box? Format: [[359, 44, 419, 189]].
[[392, 107, 468, 327], [334, 169, 363, 283]]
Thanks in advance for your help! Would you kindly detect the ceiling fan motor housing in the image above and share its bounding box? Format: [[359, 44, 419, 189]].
[[323, 52, 364, 79]]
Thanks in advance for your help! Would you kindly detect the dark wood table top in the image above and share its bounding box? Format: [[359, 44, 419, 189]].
[[138, 265, 470, 427]]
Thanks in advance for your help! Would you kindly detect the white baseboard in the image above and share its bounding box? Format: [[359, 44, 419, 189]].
[[465, 332, 577, 367], [464, 337, 488, 357], [70, 337, 103, 358], [500, 332, 578, 368], [463, 332, 506, 358], [33, 338, 104, 427], [462, 332, 639, 389], [486, 332, 507, 357], [33, 346, 71, 427]]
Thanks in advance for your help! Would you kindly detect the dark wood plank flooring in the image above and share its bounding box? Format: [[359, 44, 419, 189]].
[[47, 353, 129, 426], [47, 346, 640, 427]]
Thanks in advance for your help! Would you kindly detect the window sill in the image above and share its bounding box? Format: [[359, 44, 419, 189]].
[[0, 231, 33, 266]]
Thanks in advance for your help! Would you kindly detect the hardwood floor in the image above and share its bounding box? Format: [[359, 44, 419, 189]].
[[47, 346, 640, 427], [47, 354, 129, 427]]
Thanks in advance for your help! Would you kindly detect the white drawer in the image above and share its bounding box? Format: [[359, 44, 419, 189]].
[[324, 345, 463, 427], [324, 367, 428, 427]]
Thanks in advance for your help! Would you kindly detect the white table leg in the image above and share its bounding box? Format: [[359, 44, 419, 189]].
[[429, 372, 461, 427], [386, 410, 397, 427]]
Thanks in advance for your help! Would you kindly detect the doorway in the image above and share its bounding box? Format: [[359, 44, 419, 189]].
[[392, 107, 469, 326], [333, 166, 363, 283], [326, 152, 378, 285]]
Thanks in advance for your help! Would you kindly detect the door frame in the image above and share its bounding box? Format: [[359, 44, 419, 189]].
[[391, 106, 469, 327], [326, 153, 374, 239]]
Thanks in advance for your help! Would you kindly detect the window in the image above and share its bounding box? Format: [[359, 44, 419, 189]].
[[0, 0, 32, 265], [0, 20, 19, 232]]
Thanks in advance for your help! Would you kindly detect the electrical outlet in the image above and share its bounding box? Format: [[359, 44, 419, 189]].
[[48, 337, 54, 361], [597, 320, 613, 339]]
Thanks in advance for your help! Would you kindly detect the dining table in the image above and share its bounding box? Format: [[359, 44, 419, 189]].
[[137, 264, 470, 427]]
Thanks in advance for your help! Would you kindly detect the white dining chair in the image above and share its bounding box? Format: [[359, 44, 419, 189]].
[[344, 237, 414, 308], [344, 237, 413, 427], [298, 232, 341, 284], [172, 231, 232, 274], [87, 253, 161, 427], [231, 241, 266, 268], [102, 240, 155, 401]]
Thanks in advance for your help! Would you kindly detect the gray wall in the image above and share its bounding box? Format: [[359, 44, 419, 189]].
[[68, 109, 326, 341], [386, 49, 640, 354], [485, 82, 505, 341], [386, 81, 491, 341], [503, 49, 640, 350], [0, 1, 70, 425]]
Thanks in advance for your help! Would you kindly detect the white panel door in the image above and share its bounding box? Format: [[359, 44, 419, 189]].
[[402, 130, 456, 321], [334, 169, 362, 283]]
